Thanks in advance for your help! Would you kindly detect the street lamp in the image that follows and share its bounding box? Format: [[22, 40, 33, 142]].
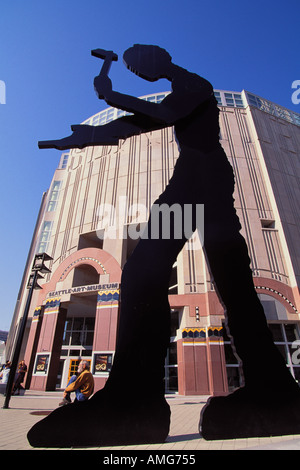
[[3, 253, 52, 409]]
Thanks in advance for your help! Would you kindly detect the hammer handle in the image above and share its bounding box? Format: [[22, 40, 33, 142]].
[[98, 57, 112, 78]]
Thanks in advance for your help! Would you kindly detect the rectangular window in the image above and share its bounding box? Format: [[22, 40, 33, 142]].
[[214, 91, 222, 106], [99, 113, 107, 125], [222, 322, 243, 391], [235, 99, 244, 108], [106, 109, 115, 122], [60, 153, 69, 169], [268, 323, 300, 381], [62, 316, 95, 348], [156, 94, 166, 103], [47, 180, 62, 212], [37, 221, 53, 253]]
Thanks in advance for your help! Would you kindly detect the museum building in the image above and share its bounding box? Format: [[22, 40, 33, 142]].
[[6, 89, 300, 396]]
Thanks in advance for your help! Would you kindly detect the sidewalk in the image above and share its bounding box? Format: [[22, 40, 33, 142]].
[[1, 391, 300, 450]]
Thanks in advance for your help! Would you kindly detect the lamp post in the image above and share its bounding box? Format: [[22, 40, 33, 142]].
[[3, 253, 52, 409]]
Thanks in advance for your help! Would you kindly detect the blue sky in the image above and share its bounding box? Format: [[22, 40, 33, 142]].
[[0, 0, 299, 331]]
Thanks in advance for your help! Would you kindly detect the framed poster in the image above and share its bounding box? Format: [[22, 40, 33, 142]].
[[33, 353, 50, 375], [92, 352, 113, 375]]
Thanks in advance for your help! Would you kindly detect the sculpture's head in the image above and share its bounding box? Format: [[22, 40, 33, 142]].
[[123, 44, 172, 82]]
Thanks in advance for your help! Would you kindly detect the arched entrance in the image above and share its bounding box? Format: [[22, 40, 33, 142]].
[[24, 248, 122, 392]]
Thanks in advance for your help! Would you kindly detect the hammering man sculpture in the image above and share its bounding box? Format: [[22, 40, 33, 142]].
[[28, 45, 300, 447]]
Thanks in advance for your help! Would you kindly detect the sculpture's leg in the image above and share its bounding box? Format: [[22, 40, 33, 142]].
[[27, 200, 185, 447], [198, 148, 300, 439]]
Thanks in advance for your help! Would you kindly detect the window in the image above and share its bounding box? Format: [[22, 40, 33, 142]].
[[61, 317, 95, 356], [234, 94, 244, 107], [37, 221, 53, 253], [213, 91, 245, 108], [224, 92, 244, 108], [268, 323, 300, 381], [222, 322, 243, 391], [141, 93, 169, 104], [165, 342, 178, 393], [60, 153, 69, 169], [156, 94, 166, 103], [164, 310, 180, 392], [225, 93, 234, 107], [260, 219, 275, 229], [214, 91, 222, 106], [92, 115, 100, 125], [106, 108, 115, 122], [222, 322, 300, 389], [99, 113, 107, 125], [117, 109, 126, 118], [293, 114, 300, 126], [47, 181, 62, 212], [246, 92, 300, 127], [168, 263, 178, 295]]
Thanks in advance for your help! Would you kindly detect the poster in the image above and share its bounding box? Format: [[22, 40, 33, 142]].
[[93, 353, 113, 375]]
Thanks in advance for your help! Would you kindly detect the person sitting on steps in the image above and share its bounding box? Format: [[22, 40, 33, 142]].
[[59, 360, 94, 406]]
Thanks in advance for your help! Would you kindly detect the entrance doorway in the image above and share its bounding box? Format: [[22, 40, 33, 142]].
[[67, 359, 92, 382]]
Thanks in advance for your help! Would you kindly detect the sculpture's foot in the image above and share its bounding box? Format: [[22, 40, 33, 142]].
[[38, 125, 119, 150], [199, 384, 300, 440], [27, 389, 170, 448]]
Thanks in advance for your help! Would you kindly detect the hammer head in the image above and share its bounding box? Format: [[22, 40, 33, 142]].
[[91, 48, 118, 61]]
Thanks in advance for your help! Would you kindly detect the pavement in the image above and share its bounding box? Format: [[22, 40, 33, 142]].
[[1, 390, 300, 452]]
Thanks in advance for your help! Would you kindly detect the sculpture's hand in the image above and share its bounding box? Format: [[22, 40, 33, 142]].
[[38, 124, 119, 150], [94, 75, 113, 100], [38, 125, 95, 150]]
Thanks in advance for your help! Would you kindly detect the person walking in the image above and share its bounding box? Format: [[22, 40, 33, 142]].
[[0, 361, 11, 384]]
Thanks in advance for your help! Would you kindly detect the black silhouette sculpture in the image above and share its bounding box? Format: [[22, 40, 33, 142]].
[[28, 45, 300, 447]]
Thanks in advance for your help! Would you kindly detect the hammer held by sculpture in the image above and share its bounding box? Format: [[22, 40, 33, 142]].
[[28, 45, 300, 447]]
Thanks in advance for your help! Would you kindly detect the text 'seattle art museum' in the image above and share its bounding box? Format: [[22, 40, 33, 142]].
[[7, 89, 300, 396]]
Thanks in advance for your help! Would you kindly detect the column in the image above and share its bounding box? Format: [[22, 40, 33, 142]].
[[29, 298, 66, 391], [24, 306, 43, 389], [206, 327, 228, 395], [177, 327, 228, 396]]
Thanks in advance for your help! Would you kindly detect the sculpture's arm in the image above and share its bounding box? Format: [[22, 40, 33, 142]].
[[38, 113, 167, 150], [95, 74, 213, 126]]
